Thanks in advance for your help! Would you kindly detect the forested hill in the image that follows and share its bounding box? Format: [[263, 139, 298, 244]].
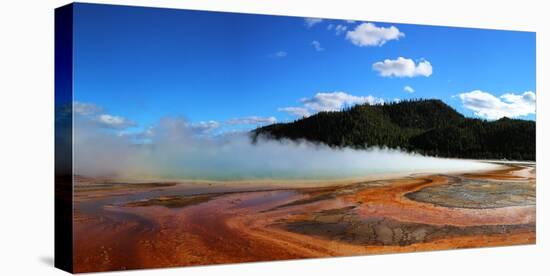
[[253, 99, 535, 161]]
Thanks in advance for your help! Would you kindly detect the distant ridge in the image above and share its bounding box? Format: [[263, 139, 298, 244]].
[[253, 99, 535, 161]]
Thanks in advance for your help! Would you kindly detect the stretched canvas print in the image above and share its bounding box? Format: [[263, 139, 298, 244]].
[[55, 2, 536, 273]]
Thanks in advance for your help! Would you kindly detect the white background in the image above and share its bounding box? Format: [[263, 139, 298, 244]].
[[0, 0, 548, 275]]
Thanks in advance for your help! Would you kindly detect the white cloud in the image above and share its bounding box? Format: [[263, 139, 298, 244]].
[[327, 24, 349, 35], [345, 23, 404, 47], [302, 92, 383, 112], [457, 90, 536, 120], [73, 101, 276, 137], [404, 85, 415, 93], [270, 51, 287, 58], [304, 18, 323, 28], [126, 119, 222, 139], [372, 57, 432, 78], [334, 24, 348, 35], [226, 116, 277, 125], [95, 114, 136, 129], [279, 91, 384, 118], [278, 107, 311, 118], [311, 40, 324, 51], [190, 120, 221, 133], [74, 101, 136, 130], [133, 126, 156, 139], [74, 101, 102, 116]]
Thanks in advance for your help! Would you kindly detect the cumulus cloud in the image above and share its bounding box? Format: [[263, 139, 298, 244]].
[[122, 118, 222, 141], [457, 90, 536, 120], [189, 120, 221, 134], [404, 85, 415, 93], [132, 126, 156, 140], [279, 91, 383, 118], [334, 24, 348, 35], [74, 101, 103, 116], [304, 17, 323, 28], [74, 101, 136, 130], [346, 23, 404, 47], [327, 24, 348, 35], [95, 114, 136, 129], [302, 92, 383, 112], [270, 51, 287, 58], [373, 57, 432, 78], [226, 116, 277, 125], [277, 107, 311, 118], [311, 40, 324, 51]]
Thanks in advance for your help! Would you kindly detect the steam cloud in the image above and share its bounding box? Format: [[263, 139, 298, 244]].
[[74, 116, 500, 181]]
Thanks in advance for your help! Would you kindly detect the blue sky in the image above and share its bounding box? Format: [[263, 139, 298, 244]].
[[72, 3, 536, 135]]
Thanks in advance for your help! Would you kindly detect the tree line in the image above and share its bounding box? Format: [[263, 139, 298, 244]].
[[253, 99, 535, 161]]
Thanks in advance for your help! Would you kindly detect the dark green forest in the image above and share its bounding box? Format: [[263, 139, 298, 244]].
[[253, 99, 535, 161]]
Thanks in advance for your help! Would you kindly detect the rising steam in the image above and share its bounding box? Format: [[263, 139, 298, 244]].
[[74, 116, 500, 181]]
